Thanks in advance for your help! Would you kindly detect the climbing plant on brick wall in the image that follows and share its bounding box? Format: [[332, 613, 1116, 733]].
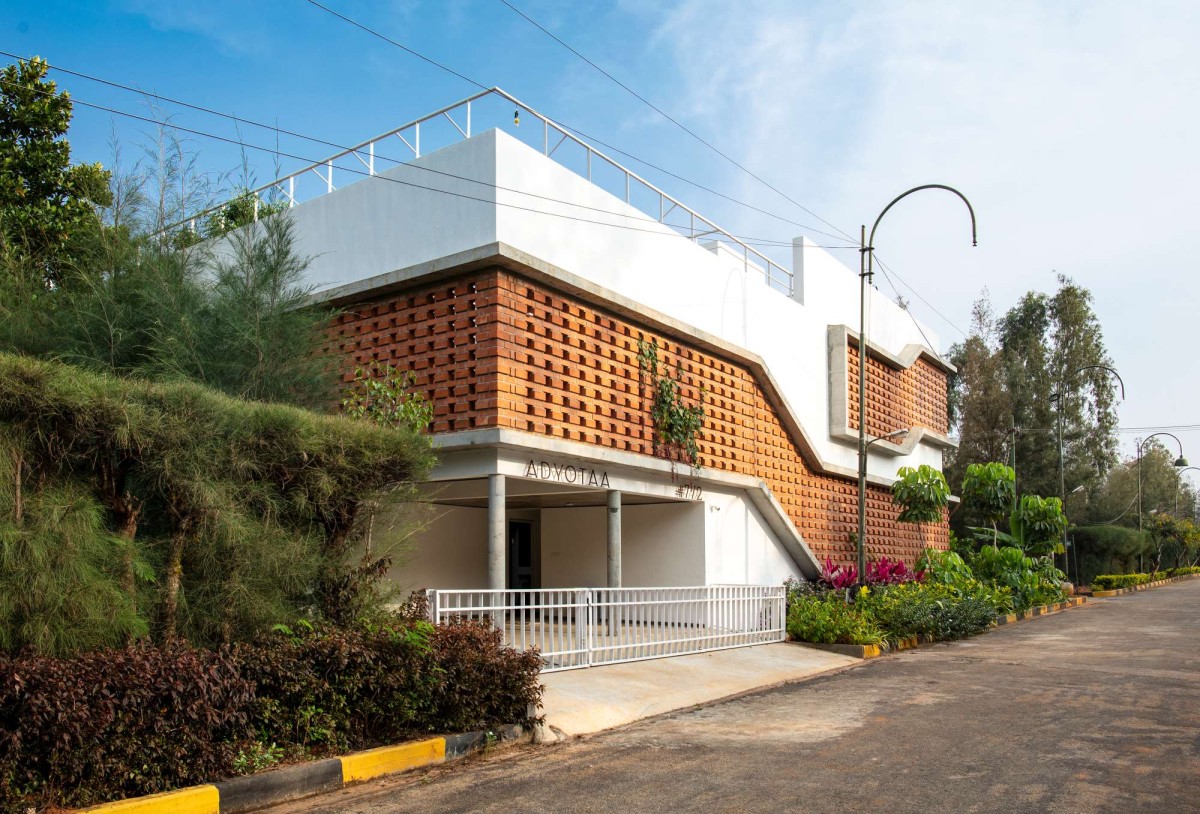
[[636, 338, 705, 472]]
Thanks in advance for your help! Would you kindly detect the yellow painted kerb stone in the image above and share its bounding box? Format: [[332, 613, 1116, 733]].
[[341, 737, 446, 784], [79, 784, 218, 814]]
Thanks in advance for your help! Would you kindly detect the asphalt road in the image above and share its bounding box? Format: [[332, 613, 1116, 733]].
[[275, 580, 1200, 814]]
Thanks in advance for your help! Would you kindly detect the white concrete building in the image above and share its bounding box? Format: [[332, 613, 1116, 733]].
[[215, 89, 955, 667]]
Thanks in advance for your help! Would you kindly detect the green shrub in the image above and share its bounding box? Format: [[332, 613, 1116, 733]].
[[0, 616, 543, 813], [1069, 526, 1153, 586], [0, 352, 435, 652], [1092, 573, 1151, 590], [967, 546, 1065, 611], [425, 621, 546, 734], [786, 592, 883, 646], [1165, 566, 1200, 577], [236, 618, 542, 754], [0, 643, 255, 812], [858, 581, 1006, 642], [916, 548, 975, 586]]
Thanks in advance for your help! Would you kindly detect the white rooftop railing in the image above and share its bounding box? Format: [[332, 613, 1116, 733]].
[[180, 87, 794, 295]]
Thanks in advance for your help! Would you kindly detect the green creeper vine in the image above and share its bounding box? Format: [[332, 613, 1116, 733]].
[[636, 338, 705, 471]]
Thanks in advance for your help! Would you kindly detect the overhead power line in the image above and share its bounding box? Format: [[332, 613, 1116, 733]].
[[5, 76, 852, 252], [495, 0, 857, 243], [874, 254, 968, 339], [4, 47, 851, 246], [1118, 425, 1200, 433], [299, 0, 856, 244]]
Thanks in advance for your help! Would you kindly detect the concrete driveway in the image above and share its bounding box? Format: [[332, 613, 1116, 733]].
[[274, 580, 1200, 814]]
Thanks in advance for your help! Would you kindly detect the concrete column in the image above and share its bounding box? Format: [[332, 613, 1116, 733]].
[[488, 474, 506, 591], [607, 490, 622, 588]]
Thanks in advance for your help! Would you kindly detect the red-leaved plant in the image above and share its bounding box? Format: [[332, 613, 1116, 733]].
[[819, 558, 859, 589], [819, 556, 926, 589], [864, 556, 925, 586]]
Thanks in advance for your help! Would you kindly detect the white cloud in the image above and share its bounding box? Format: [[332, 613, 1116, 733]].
[[647, 0, 1200, 450]]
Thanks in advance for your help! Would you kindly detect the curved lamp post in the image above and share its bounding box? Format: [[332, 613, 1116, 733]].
[[1050, 365, 1125, 571], [857, 186, 976, 584], [1174, 466, 1200, 516], [1136, 432, 1188, 534]]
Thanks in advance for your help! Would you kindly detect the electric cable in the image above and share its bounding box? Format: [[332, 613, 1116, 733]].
[[300, 0, 857, 243], [7, 78, 847, 251], [4, 49, 853, 246], [874, 254, 969, 339], [494, 0, 857, 243]]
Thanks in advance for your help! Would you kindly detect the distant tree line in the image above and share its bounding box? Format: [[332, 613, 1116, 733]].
[[947, 280, 1197, 577]]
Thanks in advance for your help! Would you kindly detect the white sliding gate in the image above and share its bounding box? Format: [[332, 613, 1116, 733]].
[[428, 586, 785, 672]]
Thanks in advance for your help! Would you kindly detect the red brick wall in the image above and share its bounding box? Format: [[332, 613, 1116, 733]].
[[325, 267, 949, 567], [846, 342, 949, 438]]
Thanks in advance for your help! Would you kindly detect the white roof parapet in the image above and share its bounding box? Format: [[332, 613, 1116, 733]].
[[175, 88, 795, 296]]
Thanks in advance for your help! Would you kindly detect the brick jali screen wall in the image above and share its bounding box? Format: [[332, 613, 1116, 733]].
[[326, 267, 949, 566], [845, 342, 949, 438]]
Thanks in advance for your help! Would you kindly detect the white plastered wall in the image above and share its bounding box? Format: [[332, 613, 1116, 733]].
[[540, 503, 705, 588], [702, 485, 805, 585], [387, 505, 488, 592]]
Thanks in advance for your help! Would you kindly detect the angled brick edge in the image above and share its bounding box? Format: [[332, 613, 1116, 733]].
[[827, 325, 958, 457]]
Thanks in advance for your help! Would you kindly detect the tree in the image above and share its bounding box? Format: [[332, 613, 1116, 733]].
[[1144, 514, 1196, 573], [996, 291, 1057, 499], [1089, 440, 1182, 529], [891, 465, 950, 537], [945, 293, 1013, 531], [949, 277, 1118, 509], [161, 214, 335, 406], [1006, 494, 1068, 557], [0, 57, 111, 286], [1047, 277, 1120, 494], [960, 461, 1016, 548]]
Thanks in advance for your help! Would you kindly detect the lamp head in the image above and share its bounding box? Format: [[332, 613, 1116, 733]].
[[1176, 456, 1189, 468]]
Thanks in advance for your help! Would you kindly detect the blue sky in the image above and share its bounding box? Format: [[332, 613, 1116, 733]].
[[7, 1, 1200, 467]]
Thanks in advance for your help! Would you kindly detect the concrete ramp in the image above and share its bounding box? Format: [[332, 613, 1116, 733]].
[[539, 642, 856, 737]]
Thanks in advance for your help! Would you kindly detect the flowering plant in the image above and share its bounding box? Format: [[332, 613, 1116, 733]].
[[819, 556, 923, 590]]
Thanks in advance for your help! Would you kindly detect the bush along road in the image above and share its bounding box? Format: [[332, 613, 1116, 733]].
[[266, 578, 1200, 814]]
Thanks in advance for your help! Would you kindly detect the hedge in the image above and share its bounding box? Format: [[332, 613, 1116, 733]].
[[1092, 567, 1200, 591], [0, 617, 542, 813], [1092, 573, 1152, 590], [0, 352, 435, 652], [1070, 526, 1153, 587]]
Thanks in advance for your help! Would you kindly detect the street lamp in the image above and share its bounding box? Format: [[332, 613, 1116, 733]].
[[857, 186, 976, 584], [1174, 466, 1200, 516], [1050, 365, 1125, 572], [1136, 432, 1188, 535], [853, 429, 911, 581], [868, 428, 910, 450]]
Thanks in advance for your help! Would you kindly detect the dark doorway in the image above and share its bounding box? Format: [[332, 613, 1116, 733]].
[[507, 520, 536, 590]]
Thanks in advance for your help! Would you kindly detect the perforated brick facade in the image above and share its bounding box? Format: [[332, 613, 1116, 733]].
[[845, 342, 949, 438], [325, 266, 949, 567]]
